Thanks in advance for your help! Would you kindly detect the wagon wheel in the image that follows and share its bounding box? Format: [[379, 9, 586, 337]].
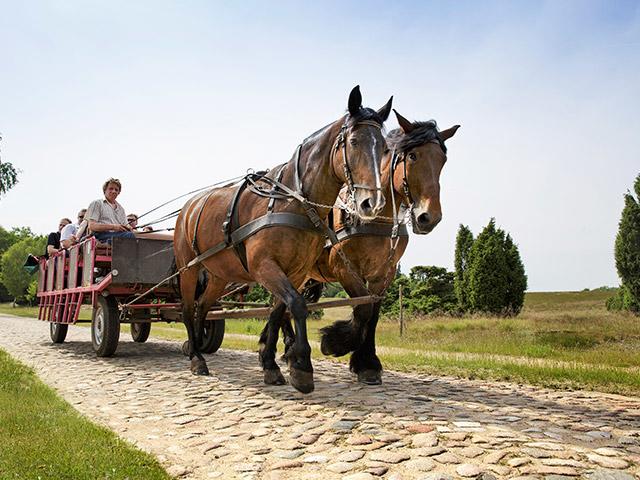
[[130, 309, 151, 343], [92, 295, 120, 357], [50, 322, 68, 343], [181, 319, 225, 355], [201, 319, 225, 354], [130, 322, 151, 343]]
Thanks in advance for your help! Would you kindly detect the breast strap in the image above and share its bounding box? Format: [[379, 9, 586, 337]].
[[326, 222, 409, 248]]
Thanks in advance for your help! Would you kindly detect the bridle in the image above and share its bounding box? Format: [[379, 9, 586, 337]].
[[332, 119, 384, 207], [389, 135, 445, 225]]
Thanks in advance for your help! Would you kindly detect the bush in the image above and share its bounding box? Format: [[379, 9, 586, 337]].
[[382, 266, 456, 316], [607, 285, 640, 312]]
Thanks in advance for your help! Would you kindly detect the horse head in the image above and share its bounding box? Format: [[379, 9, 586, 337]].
[[331, 86, 393, 220], [390, 109, 460, 234]]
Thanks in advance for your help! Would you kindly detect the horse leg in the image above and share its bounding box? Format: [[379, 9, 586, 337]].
[[180, 268, 209, 375], [350, 300, 383, 385], [319, 278, 371, 357], [257, 266, 314, 394], [258, 301, 287, 385]]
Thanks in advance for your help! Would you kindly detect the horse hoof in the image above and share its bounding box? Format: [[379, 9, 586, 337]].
[[289, 368, 314, 394], [181, 341, 190, 356], [190, 358, 209, 376], [357, 369, 382, 385], [264, 369, 286, 385]]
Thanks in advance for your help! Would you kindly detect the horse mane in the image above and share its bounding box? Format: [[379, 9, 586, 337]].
[[386, 120, 447, 154], [346, 107, 385, 127]]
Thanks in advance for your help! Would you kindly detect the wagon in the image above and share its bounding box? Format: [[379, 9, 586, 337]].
[[36, 233, 376, 357]]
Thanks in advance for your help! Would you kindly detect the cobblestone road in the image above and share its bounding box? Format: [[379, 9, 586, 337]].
[[1, 314, 639, 480]]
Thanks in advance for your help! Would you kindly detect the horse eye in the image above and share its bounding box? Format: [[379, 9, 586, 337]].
[[408, 152, 417, 161], [349, 138, 358, 146]]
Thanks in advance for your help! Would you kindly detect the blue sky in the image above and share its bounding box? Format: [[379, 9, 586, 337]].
[[1, 1, 639, 291]]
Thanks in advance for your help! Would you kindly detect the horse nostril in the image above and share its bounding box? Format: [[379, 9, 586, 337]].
[[360, 198, 373, 214], [417, 212, 431, 226]]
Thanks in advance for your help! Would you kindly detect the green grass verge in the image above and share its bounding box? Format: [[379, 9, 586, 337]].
[[0, 348, 170, 480]]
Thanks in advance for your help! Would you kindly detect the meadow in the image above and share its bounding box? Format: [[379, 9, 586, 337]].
[[2, 288, 639, 395]]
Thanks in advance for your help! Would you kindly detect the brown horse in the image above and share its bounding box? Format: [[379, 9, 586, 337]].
[[265, 110, 459, 385], [174, 86, 392, 393]]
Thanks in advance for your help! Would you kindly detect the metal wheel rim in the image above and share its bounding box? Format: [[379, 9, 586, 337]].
[[94, 305, 105, 345], [131, 323, 140, 335]]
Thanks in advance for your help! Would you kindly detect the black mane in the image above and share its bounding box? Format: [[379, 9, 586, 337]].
[[347, 107, 385, 127], [386, 120, 447, 154]]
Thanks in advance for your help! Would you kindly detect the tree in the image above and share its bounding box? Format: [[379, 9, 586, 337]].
[[406, 266, 456, 315], [613, 173, 640, 313], [0, 226, 36, 302], [504, 234, 527, 314], [0, 236, 45, 302], [0, 135, 19, 198], [467, 219, 509, 314], [454, 224, 474, 311], [465, 219, 527, 316]]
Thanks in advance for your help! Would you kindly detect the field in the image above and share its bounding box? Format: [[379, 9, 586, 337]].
[[2, 288, 639, 395]]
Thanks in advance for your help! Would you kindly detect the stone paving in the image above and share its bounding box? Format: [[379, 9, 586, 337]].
[[1, 314, 640, 480]]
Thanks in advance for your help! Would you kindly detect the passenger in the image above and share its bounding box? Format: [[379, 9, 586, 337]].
[[126, 213, 138, 230], [60, 209, 88, 249], [142, 226, 154, 232], [85, 178, 135, 243], [44, 218, 71, 259]]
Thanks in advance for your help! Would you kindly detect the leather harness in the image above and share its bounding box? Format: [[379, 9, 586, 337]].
[[187, 119, 383, 272]]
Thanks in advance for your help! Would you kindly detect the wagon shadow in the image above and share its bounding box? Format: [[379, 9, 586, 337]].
[[51, 336, 640, 441]]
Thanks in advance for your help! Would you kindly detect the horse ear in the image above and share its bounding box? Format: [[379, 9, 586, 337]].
[[348, 85, 362, 116], [377, 96, 393, 122], [393, 109, 415, 134], [440, 125, 461, 141]]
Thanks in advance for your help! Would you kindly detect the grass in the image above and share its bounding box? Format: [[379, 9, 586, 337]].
[[0, 348, 170, 480], [2, 289, 639, 395]]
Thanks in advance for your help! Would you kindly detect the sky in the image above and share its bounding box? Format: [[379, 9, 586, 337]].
[[1, 0, 639, 291]]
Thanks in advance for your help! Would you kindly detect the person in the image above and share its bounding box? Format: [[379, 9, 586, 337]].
[[126, 213, 138, 230], [44, 218, 71, 258], [85, 178, 135, 243], [60, 209, 88, 249]]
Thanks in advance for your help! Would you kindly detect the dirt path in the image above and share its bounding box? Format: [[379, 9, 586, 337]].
[[1, 313, 639, 480]]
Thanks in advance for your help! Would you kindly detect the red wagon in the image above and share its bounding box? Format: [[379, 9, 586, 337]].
[[36, 233, 225, 356]]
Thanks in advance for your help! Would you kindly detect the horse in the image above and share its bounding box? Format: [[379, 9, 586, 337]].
[[265, 109, 459, 385], [174, 86, 393, 393]]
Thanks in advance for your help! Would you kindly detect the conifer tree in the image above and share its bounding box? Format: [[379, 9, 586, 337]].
[[504, 234, 527, 314], [614, 173, 640, 312], [467, 219, 509, 314], [454, 224, 474, 311]]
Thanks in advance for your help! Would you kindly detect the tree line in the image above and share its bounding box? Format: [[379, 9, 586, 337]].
[[382, 219, 527, 317]]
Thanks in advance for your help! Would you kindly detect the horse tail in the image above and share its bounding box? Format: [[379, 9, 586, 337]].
[[320, 319, 362, 357]]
